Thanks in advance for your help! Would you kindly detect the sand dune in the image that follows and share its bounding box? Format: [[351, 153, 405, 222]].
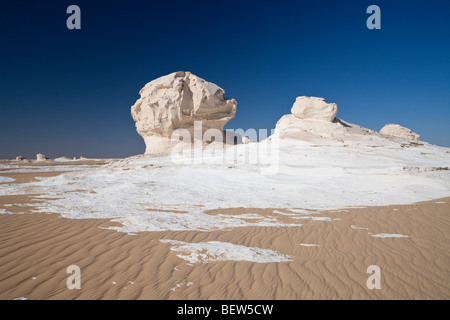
[[0, 171, 448, 299]]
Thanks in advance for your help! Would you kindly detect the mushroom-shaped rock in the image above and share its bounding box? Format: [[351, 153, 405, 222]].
[[131, 71, 237, 154], [291, 96, 337, 122], [380, 124, 420, 141]]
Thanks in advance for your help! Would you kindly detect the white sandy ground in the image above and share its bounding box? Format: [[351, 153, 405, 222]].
[[0, 163, 107, 174], [1, 135, 449, 237], [171, 282, 193, 292]]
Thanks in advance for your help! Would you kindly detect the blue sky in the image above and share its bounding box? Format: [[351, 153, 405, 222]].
[[1, 0, 449, 158]]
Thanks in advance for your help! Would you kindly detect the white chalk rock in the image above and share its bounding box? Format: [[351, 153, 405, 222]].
[[291, 96, 337, 122], [15, 156, 25, 161], [131, 71, 237, 154], [36, 154, 48, 161], [380, 124, 420, 141], [274, 114, 346, 142], [273, 96, 409, 148], [224, 131, 252, 145]]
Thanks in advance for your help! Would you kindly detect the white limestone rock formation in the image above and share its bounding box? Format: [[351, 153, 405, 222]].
[[274, 96, 348, 143], [291, 96, 337, 122], [15, 156, 25, 161], [273, 96, 416, 148], [380, 124, 420, 141], [274, 114, 347, 142], [131, 71, 237, 154], [36, 153, 48, 161]]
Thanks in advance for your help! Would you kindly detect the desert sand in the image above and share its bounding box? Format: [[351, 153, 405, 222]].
[[0, 169, 448, 300], [1, 74, 449, 300]]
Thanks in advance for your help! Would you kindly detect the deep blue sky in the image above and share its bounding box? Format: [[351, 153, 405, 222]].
[[1, 0, 449, 158]]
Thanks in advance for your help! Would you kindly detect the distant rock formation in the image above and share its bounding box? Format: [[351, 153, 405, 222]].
[[131, 71, 237, 154], [36, 153, 48, 161], [291, 96, 337, 122], [380, 124, 420, 141], [15, 156, 25, 161]]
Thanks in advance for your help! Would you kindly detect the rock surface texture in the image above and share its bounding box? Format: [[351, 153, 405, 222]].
[[291, 96, 337, 122], [131, 71, 237, 154], [380, 124, 420, 141]]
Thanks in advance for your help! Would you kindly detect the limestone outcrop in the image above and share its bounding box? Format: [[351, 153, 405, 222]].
[[131, 71, 237, 154], [273, 96, 410, 147]]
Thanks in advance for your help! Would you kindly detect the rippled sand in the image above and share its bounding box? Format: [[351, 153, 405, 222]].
[[0, 170, 449, 300]]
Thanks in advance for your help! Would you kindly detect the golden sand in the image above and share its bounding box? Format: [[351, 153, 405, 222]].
[[0, 171, 449, 300]]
